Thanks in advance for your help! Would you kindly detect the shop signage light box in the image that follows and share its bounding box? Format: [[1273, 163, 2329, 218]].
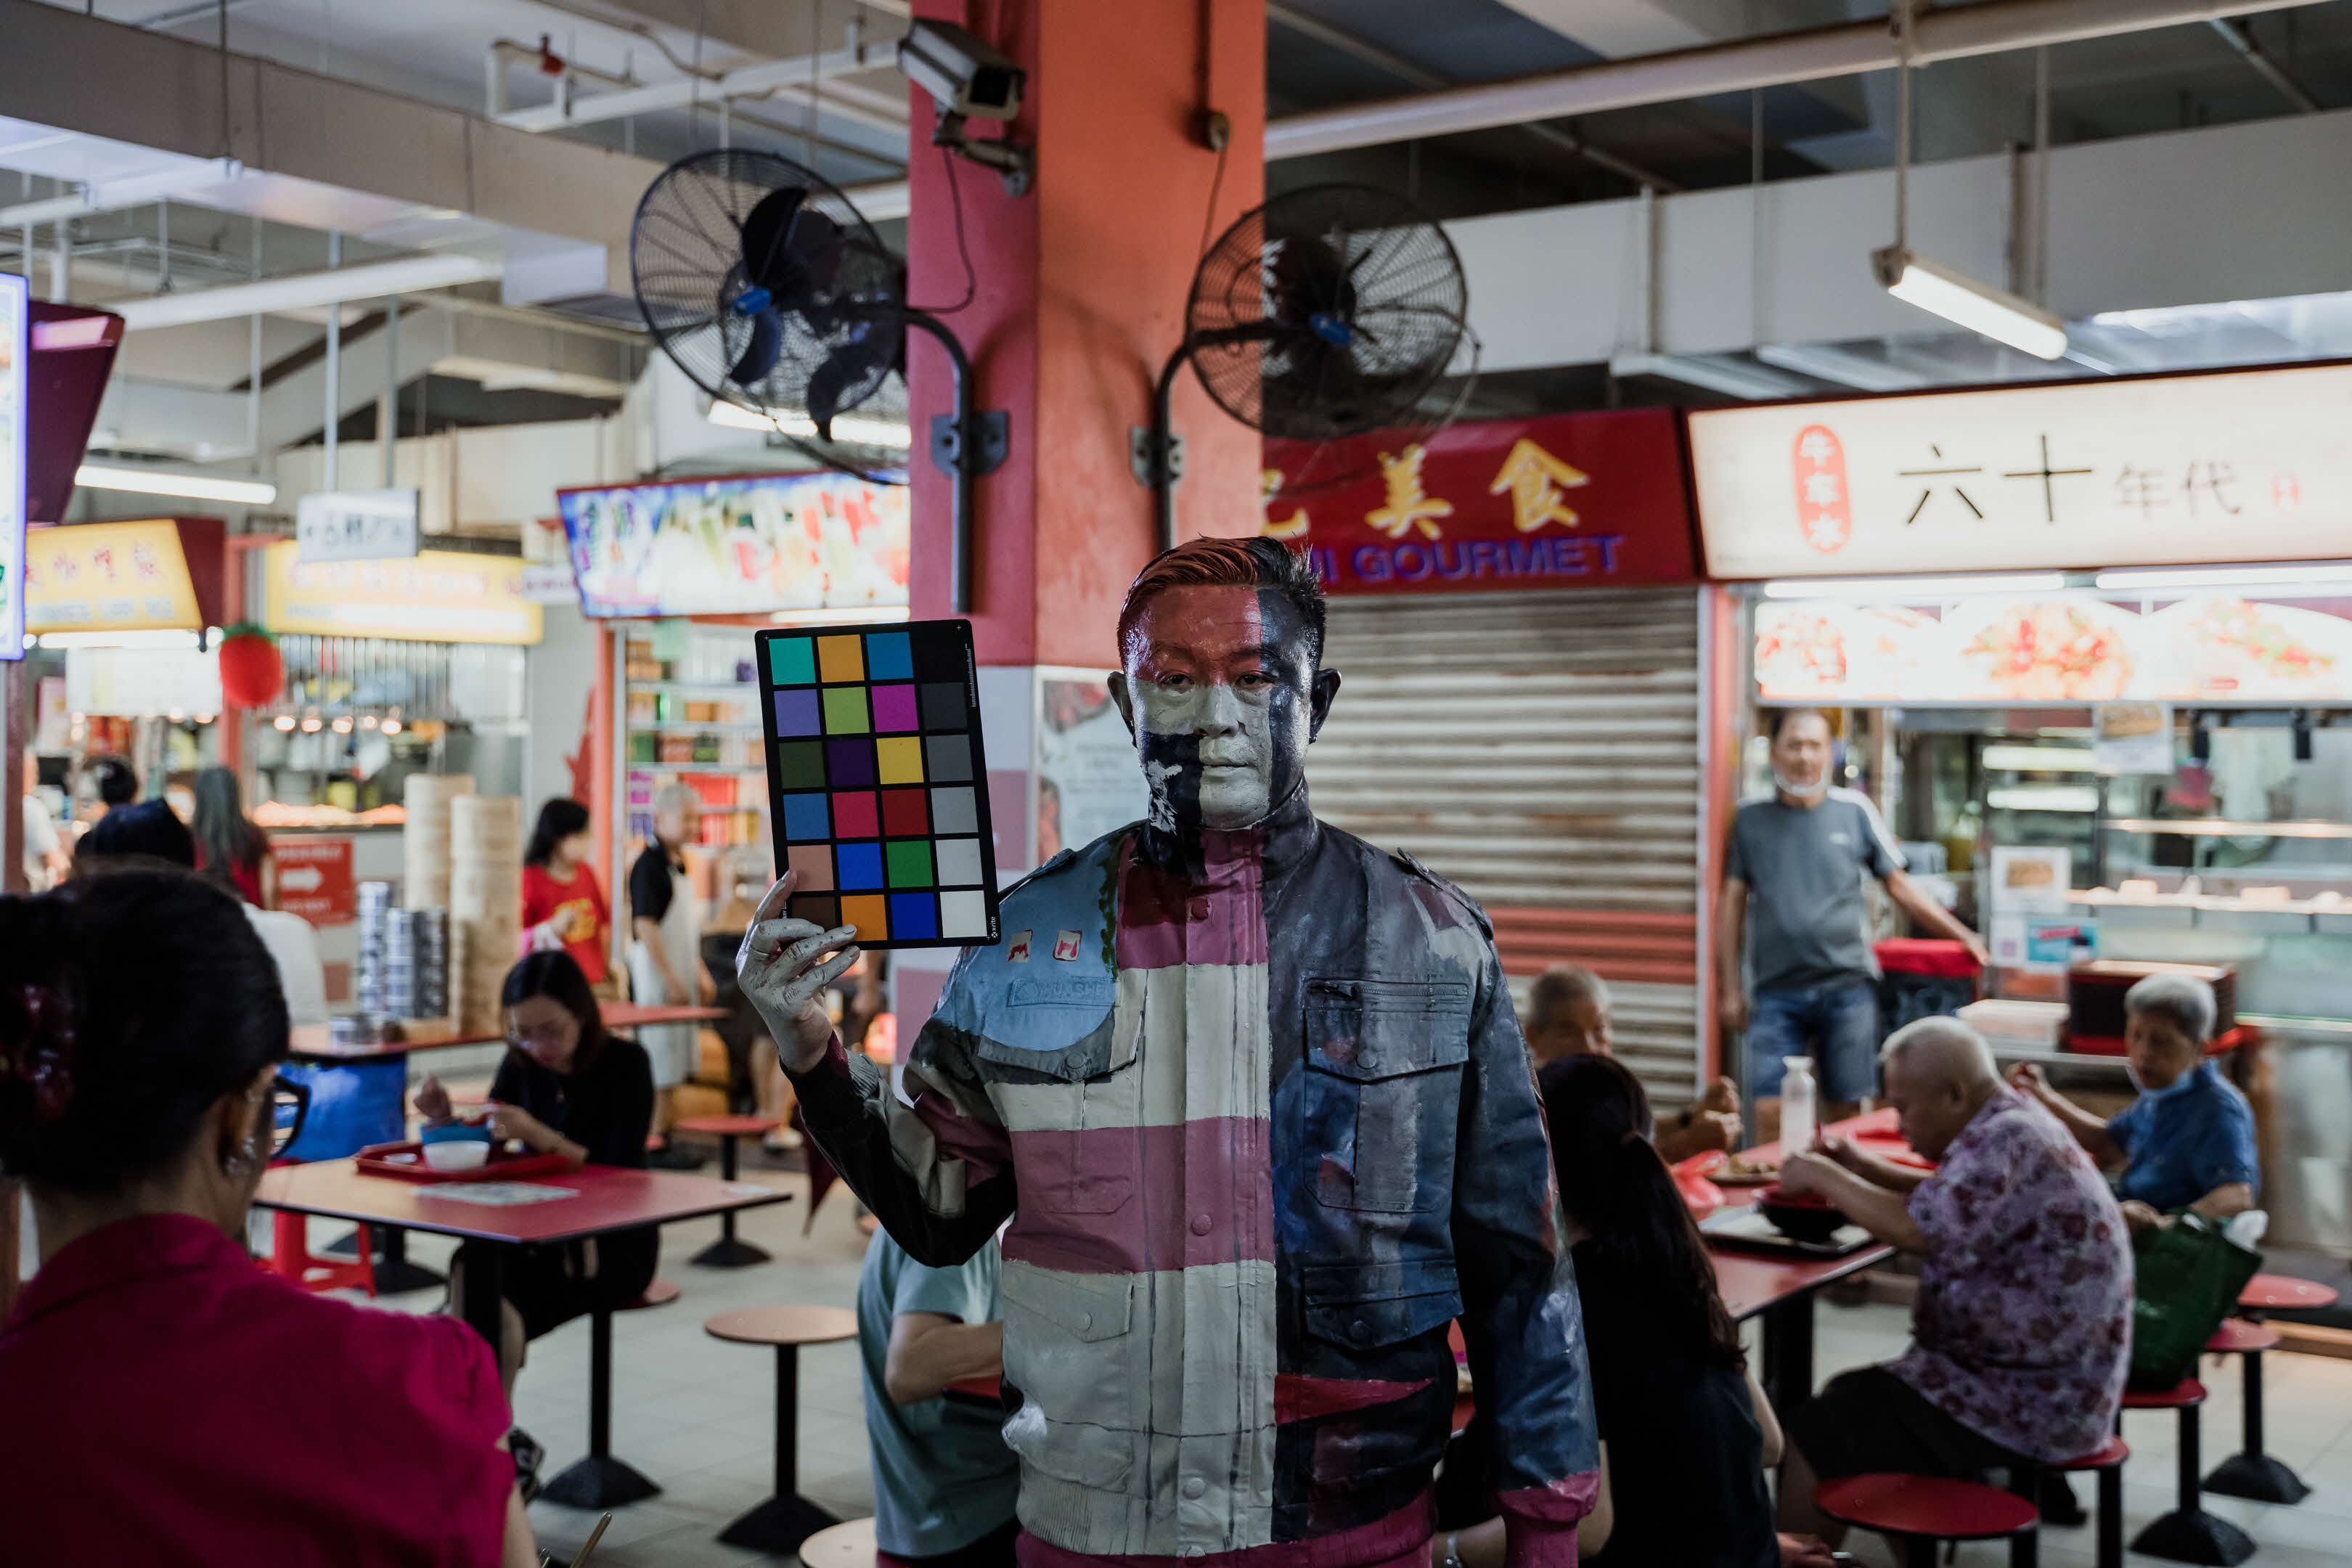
[[0, 273, 25, 661], [1689, 362, 2352, 579], [24, 518, 213, 635], [1261, 408, 1697, 594], [261, 544, 543, 645], [557, 468, 910, 618]]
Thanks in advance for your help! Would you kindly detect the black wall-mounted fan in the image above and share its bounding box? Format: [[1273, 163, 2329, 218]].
[[1139, 183, 1473, 547], [631, 148, 1005, 609]]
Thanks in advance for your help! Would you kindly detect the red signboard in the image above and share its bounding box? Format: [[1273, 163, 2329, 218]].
[[275, 836, 356, 928], [1260, 409, 1696, 595]]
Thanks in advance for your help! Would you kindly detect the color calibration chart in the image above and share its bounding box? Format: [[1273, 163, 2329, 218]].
[[756, 620, 1000, 950]]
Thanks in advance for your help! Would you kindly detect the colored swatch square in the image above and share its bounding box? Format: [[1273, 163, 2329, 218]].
[[875, 736, 926, 785], [924, 733, 973, 783], [822, 686, 870, 735], [817, 634, 865, 683], [880, 788, 929, 836], [773, 690, 822, 738], [840, 894, 889, 940], [775, 740, 826, 788], [836, 842, 885, 891], [939, 889, 989, 939], [787, 844, 834, 892], [780, 793, 830, 841], [886, 840, 934, 889], [768, 637, 817, 686], [789, 892, 839, 929], [827, 738, 878, 788], [865, 630, 914, 682], [830, 791, 880, 838], [888, 893, 939, 941], [912, 627, 965, 681], [934, 837, 984, 887], [920, 682, 968, 730], [930, 786, 978, 835], [870, 685, 919, 732]]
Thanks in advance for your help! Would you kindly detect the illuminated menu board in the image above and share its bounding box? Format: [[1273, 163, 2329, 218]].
[[0, 273, 25, 661]]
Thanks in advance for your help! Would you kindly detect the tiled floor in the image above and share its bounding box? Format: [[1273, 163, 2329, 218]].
[[314, 1182, 2352, 1568]]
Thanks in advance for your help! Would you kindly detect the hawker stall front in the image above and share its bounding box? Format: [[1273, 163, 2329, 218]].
[[1689, 359, 2352, 1258]]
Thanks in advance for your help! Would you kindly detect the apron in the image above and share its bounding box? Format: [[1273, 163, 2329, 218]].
[[628, 849, 702, 1090]]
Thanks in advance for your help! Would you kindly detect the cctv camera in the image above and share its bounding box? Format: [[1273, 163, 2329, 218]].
[[897, 19, 1023, 122]]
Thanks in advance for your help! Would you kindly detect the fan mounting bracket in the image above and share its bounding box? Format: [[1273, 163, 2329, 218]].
[[931, 409, 1009, 478], [1129, 425, 1183, 490]]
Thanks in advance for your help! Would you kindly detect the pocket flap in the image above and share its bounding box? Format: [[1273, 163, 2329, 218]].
[[979, 980, 1128, 1082], [1000, 1267, 1134, 1343], [1302, 1259, 1461, 1349], [1305, 978, 1473, 1080], [1001, 1406, 1135, 1491]]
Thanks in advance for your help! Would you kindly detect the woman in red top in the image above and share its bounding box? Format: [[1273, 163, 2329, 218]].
[[0, 867, 538, 1567], [192, 763, 272, 906], [521, 796, 611, 987]]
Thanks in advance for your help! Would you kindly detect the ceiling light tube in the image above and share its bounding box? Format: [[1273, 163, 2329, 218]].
[[2095, 562, 2352, 591], [709, 400, 913, 449], [1873, 245, 2069, 361], [1759, 571, 2070, 600], [110, 252, 502, 332], [75, 463, 277, 506], [36, 629, 203, 650]]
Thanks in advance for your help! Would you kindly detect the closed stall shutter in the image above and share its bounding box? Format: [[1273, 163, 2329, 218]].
[[1313, 588, 1705, 1106]]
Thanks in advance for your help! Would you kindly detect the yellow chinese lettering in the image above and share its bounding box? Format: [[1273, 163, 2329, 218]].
[[1365, 444, 1452, 541], [1259, 467, 1310, 539], [1488, 438, 1589, 533]]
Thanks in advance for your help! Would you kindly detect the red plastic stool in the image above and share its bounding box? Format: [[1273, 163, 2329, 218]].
[[674, 1114, 781, 1268], [2120, 1379, 2252, 1565], [265, 1210, 376, 1297], [1813, 1474, 2038, 1567], [2014, 1437, 2128, 1568], [2202, 1318, 2305, 1505], [2239, 1273, 2339, 1314]]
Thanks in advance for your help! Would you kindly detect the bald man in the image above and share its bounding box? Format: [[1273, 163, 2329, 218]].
[[1773, 1020, 2131, 1544]]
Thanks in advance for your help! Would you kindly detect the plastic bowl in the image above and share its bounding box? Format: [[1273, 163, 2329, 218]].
[[1757, 1183, 1845, 1245], [422, 1141, 491, 1173], [420, 1120, 493, 1146]]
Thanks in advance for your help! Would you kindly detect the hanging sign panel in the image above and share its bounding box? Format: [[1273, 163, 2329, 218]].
[[296, 487, 421, 563], [1689, 362, 2352, 579], [262, 544, 543, 645], [1260, 409, 1698, 595], [25, 518, 207, 634]]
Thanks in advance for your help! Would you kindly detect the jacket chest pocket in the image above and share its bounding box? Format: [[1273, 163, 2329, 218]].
[[1301, 977, 1471, 1213], [981, 982, 1143, 1216]]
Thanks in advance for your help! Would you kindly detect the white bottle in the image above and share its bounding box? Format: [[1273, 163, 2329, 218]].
[[1780, 1055, 1818, 1156]]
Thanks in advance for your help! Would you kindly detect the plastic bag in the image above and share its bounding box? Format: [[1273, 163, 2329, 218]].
[[2128, 1211, 2263, 1389], [279, 1058, 408, 1162]]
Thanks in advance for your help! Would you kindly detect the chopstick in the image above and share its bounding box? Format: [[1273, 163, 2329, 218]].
[[539, 1512, 613, 1568]]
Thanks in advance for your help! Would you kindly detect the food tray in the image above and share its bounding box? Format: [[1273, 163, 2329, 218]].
[[354, 1140, 573, 1183], [1699, 1205, 1877, 1257]]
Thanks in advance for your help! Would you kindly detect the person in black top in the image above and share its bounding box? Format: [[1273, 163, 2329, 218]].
[[1436, 1054, 1804, 1568], [417, 952, 658, 1399]]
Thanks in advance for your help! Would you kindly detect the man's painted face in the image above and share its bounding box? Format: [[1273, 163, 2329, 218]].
[[1115, 585, 1330, 833]]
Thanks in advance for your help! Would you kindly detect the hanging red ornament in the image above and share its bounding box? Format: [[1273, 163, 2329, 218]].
[[215, 622, 285, 709]]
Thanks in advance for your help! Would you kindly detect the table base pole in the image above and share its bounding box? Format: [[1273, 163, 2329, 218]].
[[717, 1492, 838, 1555], [691, 1236, 774, 1268], [2204, 1452, 2310, 1506], [2128, 1509, 2255, 1567], [541, 1455, 662, 1511]]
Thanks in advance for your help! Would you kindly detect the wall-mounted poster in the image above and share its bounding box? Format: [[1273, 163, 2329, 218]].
[[1034, 670, 1147, 862], [558, 468, 910, 618]]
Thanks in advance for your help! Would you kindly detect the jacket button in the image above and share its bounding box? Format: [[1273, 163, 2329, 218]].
[[1183, 1477, 1208, 1500], [1187, 895, 1210, 922], [1076, 1312, 1092, 1332], [1350, 1319, 1371, 1343], [1191, 1213, 1212, 1236]]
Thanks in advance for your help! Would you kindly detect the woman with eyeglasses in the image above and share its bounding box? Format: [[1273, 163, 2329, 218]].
[[0, 868, 539, 1565], [416, 952, 658, 1411]]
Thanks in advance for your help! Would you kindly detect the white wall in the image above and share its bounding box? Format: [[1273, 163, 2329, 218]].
[[524, 599, 600, 814]]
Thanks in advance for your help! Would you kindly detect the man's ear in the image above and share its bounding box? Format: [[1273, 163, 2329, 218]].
[[1107, 671, 1137, 739], [1307, 667, 1342, 740]]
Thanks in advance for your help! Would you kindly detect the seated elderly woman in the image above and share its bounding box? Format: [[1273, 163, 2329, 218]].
[[0, 867, 536, 1564], [1773, 1018, 2132, 1545], [2011, 972, 2257, 1233]]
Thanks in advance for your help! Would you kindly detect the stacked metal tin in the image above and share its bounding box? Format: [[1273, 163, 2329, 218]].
[[356, 881, 451, 1020]]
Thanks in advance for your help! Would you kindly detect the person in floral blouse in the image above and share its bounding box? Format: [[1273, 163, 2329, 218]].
[[1771, 1018, 2132, 1546]]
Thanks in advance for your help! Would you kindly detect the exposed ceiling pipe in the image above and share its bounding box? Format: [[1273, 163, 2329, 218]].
[[111, 252, 502, 331], [1264, 0, 2343, 159], [2205, 17, 2322, 113], [0, 158, 243, 227], [1265, 1, 1681, 191]]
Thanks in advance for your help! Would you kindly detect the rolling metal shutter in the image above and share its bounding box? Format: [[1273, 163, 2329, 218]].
[[1313, 587, 1707, 1105]]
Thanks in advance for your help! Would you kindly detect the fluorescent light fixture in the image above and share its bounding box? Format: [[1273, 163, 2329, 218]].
[[1983, 745, 2102, 773], [75, 462, 277, 505], [1873, 245, 2069, 362], [1606, 352, 1808, 401], [767, 605, 912, 625], [709, 399, 913, 449], [1988, 785, 2103, 813], [110, 252, 502, 331], [1760, 571, 2069, 600], [2095, 562, 2352, 592], [36, 629, 202, 650]]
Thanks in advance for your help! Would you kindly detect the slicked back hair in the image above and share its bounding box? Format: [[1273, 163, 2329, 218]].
[[1116, 536, 1327, 669]]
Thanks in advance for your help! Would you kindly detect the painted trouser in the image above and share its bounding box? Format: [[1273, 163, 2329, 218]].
[[1746, 979, 1882, 1101]]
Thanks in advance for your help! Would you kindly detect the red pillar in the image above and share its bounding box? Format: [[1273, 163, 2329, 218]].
[[905, 0, 1267, 668]]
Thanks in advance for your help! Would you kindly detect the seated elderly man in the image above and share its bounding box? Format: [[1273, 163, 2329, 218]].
[[2011, 973, 2256, 1234], [1526, 963, 1742, 1162], [1773, 1018, 2132, 1543]]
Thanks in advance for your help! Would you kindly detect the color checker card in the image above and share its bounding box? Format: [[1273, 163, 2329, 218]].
[[756, 621, 1000, 950]]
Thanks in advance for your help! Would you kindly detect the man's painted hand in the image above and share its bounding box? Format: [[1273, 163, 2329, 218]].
[[735, 872, 859, 1071]]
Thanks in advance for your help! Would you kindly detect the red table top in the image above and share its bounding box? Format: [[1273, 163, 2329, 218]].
[[1702, 1108, 1903, 1316], [289, 1003, 727, 1061], [252, 1158, 791, 1244], [675, 1114, 783, 1138]]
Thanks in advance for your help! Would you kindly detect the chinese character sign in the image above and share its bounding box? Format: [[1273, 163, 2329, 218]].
[[261, 546, 544, 645], [1691, 362, 2352, 578], [1260, 409, 1696, 595], [24, 519, 205, 634], [0, 274, 24, 661]]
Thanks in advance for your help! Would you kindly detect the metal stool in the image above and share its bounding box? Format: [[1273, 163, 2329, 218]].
[[2120, 1379, 2253, 1566], [674, 1114, 781, 1267], [704, 1304, 859, 1554], [2013, 1436, 2128, 1568]]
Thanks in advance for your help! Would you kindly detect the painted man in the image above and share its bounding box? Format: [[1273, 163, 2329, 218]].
[[740, 537, 1598, 1568]]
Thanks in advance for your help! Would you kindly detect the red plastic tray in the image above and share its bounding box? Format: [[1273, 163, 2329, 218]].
[[354, 1140, 574, 1183]]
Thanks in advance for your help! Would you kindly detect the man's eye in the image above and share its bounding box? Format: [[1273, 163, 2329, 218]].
[[1237, 673, 1274, 690], [1156, 674, 1192, 691]]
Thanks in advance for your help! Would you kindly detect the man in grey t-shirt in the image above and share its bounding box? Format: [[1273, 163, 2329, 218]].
[[1717, 709, 1988, 1135]]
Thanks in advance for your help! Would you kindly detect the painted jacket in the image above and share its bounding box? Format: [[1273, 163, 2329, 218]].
[[788, 793, 1600, 1567]]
